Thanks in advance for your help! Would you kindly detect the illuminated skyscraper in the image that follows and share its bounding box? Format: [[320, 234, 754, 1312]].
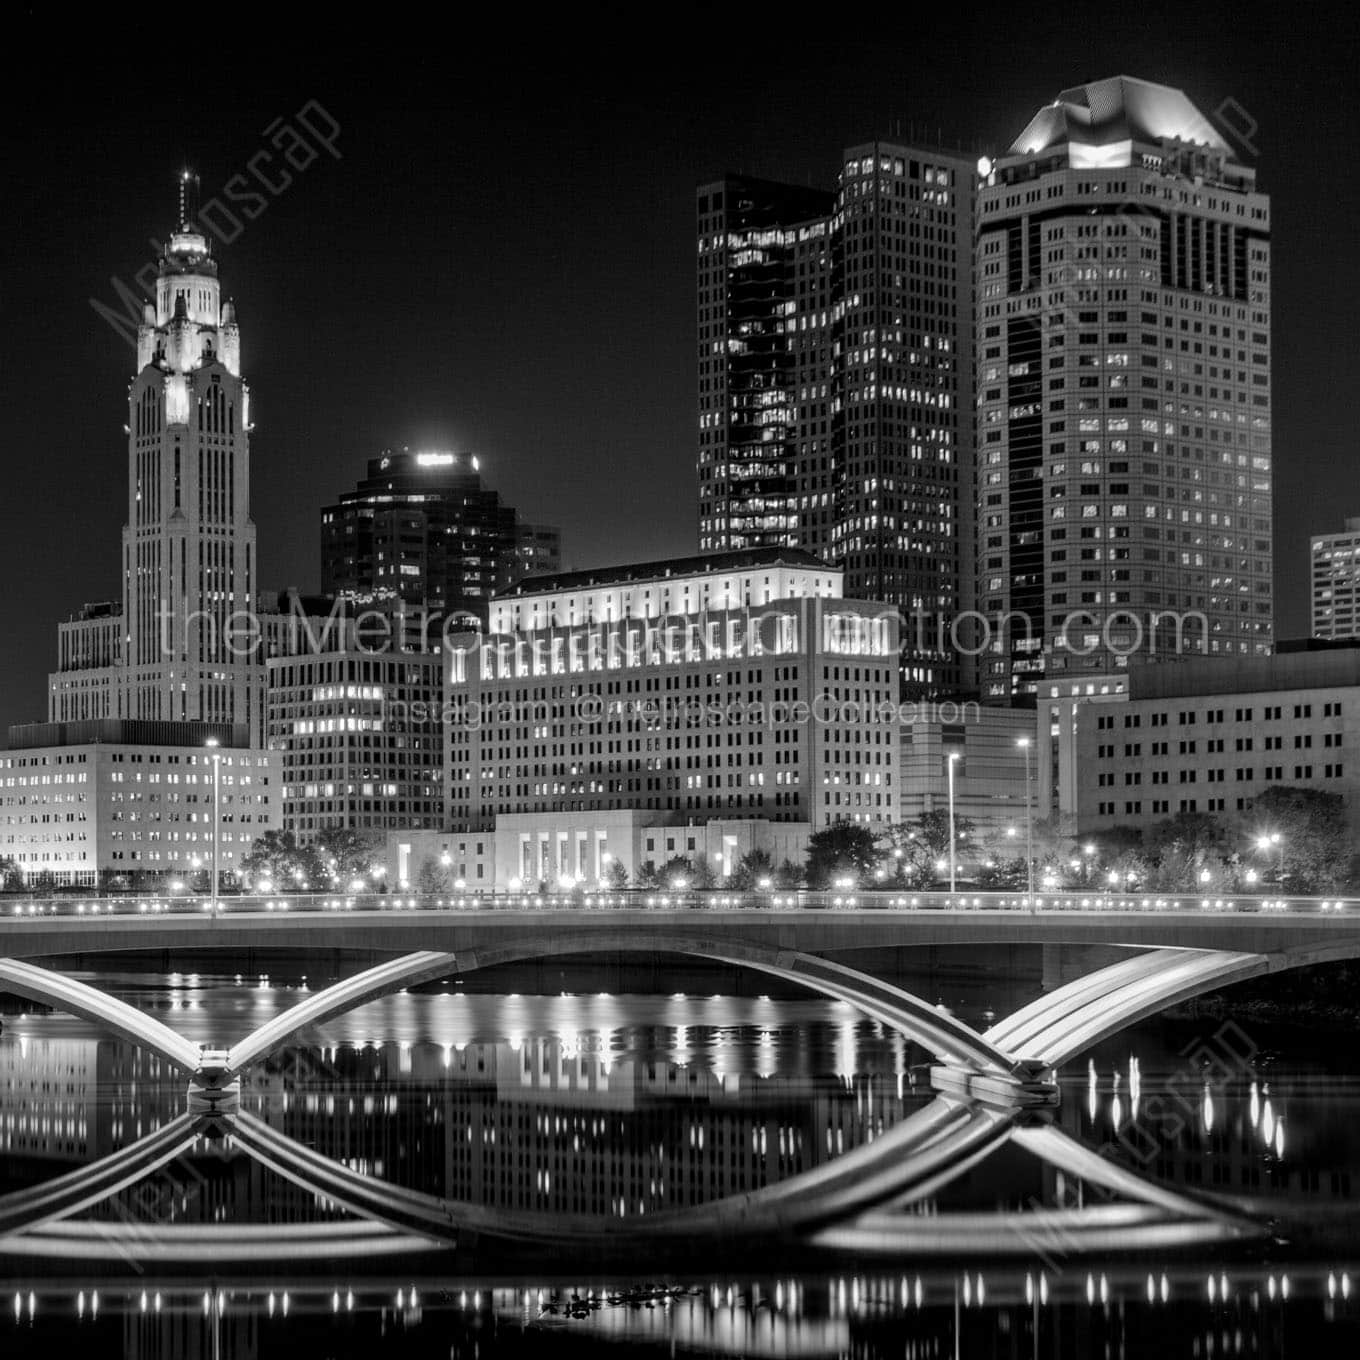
[[696, 176, 835, 554], [975, 77, 1273, 702], [320, 449, 561, 630], [697, 145, 976, 695], [48, 173, 265, 741]]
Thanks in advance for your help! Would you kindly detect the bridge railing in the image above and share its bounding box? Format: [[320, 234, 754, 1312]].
[[0, 887, 1355, 919]]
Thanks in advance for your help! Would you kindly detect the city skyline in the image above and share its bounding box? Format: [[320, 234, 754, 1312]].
[[7, 13, 1360, 1338], [1, 13, 1357, 734]]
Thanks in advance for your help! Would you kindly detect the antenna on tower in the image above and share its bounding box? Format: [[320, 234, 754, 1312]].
[[178, 167, 200, 229]]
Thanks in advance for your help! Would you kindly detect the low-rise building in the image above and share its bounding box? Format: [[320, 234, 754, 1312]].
[[898, 702, 1038, 836], [1066, 643, 1360, 837], [0, 719, 276, 887], [388, 811, 810, 892]]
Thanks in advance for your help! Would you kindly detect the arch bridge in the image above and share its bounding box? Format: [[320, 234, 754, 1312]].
[[2, 893, 1357, 1262]]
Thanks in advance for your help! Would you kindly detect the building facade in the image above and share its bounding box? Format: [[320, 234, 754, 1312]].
[[1063, 645, 1360, 838], [389, 812, 812, 893], [446, 548, 899, 836], [266, 648, 443, 840], [0, 720, 276, 887], [697, 145, 976, 694], [976, 76, 1273, 702], [696, 176, 836, 552], [898, 702, 1038, 836], [320, 449, 561, 632], [48, 173, 265, 742], [1311, 518, 1360, 640]]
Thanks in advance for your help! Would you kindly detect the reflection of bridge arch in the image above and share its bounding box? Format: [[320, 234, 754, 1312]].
[[228, 1097, 1018, 1245], [0, 935, 1292, 1262], [0, 1114, 199, 1239], [7, 916, 1356, 1264]]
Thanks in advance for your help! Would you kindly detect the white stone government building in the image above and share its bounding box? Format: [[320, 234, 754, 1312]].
[[391, 548, 901, 889]]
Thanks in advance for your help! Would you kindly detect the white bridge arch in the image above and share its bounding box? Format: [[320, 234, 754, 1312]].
[[1, 927, 1346, 1262]]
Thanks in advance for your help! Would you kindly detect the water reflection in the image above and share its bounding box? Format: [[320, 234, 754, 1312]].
[[4, 962, 1360, 1354], [3, 1270, 1360, 1356], [1066, 1027, 1358, 1209], [1, 999, 927, 1223]]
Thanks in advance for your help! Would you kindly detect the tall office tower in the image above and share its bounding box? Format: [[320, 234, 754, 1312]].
[[976, 76, 1273, 702], [697, 176, 836, 553], [49, 171, 266, 743], [320, 449, 561, 630], [825, 142, 976, 695], [697, 146, 976, 696], [1312, 518, 1360, 639]]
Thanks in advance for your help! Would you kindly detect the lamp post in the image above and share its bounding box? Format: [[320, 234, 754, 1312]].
[[1017, 736, 1035, 910], [205, 737, 221, 921], [1256, 832, 1283, 886], [946, 752, 960, 896]]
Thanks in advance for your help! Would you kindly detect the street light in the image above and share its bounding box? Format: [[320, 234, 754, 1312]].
[[1255, 831, 1284, 885], [204, 737, 221, 921], [1016, 737, 1035, 910], [946, 752, 960, 896]]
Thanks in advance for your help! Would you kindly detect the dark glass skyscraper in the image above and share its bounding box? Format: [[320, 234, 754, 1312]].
[[696, 176, 836, 553], [697, 145, 976, 695], [320, 450, 560, 628]]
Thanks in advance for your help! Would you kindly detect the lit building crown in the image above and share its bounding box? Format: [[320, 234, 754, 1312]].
[[135, 168, 239, 376], [1007, 75, 1241, 174]]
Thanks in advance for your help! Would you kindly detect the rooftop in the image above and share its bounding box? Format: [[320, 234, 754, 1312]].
[[1010, 75, 1232, 158], [6, 719, 249, 752], [1128, 642, 1360, 702], [495, 547, 835, 599]]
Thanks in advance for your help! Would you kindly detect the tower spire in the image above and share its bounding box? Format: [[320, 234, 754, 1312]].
[[178, 167, 200, 230]]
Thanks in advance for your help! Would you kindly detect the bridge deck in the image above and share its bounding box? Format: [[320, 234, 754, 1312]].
[[2, 903, 1359, 964]]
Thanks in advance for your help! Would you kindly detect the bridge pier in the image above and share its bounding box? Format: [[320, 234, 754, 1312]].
[[187, 1048, 240, 1119], [927, 1061, 1059, 1112]]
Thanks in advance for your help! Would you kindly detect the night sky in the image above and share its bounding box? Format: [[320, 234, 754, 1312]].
[[0, 6, 1355, 734]]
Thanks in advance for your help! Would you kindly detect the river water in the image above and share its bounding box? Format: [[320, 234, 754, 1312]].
[[1, 949, 1358, 1356]]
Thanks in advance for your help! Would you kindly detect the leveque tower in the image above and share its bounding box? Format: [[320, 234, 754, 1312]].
[[50, 174, 265, 742]]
